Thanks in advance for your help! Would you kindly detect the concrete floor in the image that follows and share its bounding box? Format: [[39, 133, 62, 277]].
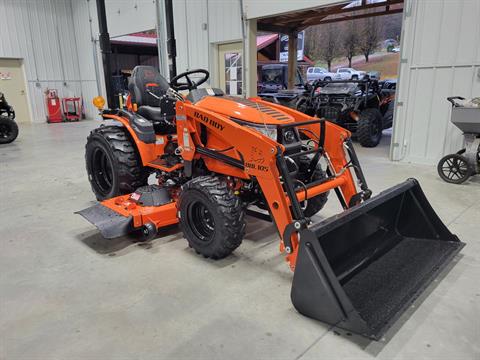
[[1, 120, 479, 360]]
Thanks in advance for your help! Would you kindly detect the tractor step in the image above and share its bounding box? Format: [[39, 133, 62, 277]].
[[291, 179, 465, 339]]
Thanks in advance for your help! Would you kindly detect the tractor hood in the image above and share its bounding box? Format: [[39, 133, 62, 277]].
[[195, 95, 295, 125]]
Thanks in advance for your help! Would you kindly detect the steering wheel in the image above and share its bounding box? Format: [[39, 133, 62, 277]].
[[170, 69, 209, 91]]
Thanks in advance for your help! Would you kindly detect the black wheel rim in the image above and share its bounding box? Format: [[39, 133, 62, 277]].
[[187, 201, 215, 242], [91, 147, 113, 195], [441, 156, 469, 181], [0, 123, 12, 138]]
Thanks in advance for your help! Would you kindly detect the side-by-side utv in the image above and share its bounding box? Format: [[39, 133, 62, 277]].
[[295, 79, 395, 147], [78, 66, 464, 340]]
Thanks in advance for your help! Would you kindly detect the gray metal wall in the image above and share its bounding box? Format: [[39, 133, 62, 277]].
[[72, 0, 158, 119], [0, 0, 96, 121], [0, 0, 158, 122], [392, 0, 480, 164], [173, 0, 242, 78], [105, 0, 156, 38]]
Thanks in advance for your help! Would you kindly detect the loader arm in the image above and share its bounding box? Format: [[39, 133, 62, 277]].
[[251, 98, 368, 205]]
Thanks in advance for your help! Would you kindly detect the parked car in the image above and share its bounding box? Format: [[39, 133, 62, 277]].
[[257, 63, 304, 94], [391, 47, 400, 53], [306, 67, 336, 83], [333, 68, 367, 80], [295, 79, 395, 147]]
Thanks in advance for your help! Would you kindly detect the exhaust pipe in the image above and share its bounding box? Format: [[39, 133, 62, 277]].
[[291, 179, 464, 339]]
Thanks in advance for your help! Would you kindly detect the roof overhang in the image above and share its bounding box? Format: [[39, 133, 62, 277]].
[[257, 0, 404, 34]]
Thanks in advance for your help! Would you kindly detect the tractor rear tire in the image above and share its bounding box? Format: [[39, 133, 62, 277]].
[[0, 115, 19, 144], [298, 157, 329, 217], [357, 108, 383, 148], [178, 176, 246, 259], [85, 125, 148, 201]]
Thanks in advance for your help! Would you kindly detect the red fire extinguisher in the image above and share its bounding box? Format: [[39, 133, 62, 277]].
[[45, 89, 63, 123]]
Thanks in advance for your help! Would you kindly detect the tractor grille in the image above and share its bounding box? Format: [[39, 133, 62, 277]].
[[318, 106, 341, 120]]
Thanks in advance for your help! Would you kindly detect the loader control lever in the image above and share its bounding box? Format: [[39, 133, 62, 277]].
[[170, 69, 209, 91]]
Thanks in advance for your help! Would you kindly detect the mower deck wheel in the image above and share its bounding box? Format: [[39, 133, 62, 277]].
[[0, 115, 19, 144], [179, 176, 246, 259], [138, 222, 158, 242], [85, 125, 148, 200]]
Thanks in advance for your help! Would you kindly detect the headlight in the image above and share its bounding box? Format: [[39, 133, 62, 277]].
[[245, 124, 277, 141], [283, 129, 296, 143]]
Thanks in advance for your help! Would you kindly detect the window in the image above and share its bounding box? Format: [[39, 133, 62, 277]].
[[314, 68, 323, 73], [225, 52, 242, 95], [262, 68, 283, 83]]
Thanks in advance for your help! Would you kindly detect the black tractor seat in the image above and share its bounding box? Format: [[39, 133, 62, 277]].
[[137, 105, 176, 134], [128, 65, 177, 134], [137, 105, 164, 122]]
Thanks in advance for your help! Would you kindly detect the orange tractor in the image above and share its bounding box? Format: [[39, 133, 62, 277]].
[[78, 66, 464, 339]]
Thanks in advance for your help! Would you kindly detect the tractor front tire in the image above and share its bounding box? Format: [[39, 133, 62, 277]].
[[178, 176, 246, 259], [357, 108, 383, 147], [85, 125, 148, 200], [0, 115, 19, 144]]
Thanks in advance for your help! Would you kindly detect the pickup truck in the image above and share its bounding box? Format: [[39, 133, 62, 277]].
[[333, 68, 367, 80], [306, 67, 336, 83]]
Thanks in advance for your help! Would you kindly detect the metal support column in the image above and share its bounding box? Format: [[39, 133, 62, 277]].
[[96, 0, 115, 108], [287, 32, 298, 90]]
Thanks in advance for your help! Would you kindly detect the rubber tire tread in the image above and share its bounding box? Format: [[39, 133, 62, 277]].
[[0, 116, 19, 144], [86, 125, 148, 200], [437, 153, 472, 184], [357, 108, 383, 148], [179, 176, 246, 259]]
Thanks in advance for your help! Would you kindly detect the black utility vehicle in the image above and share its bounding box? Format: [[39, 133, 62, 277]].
[[296, 79, 395, 147], [257, 63, 304, 94]]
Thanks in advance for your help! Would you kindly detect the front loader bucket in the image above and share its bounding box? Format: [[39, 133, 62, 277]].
[[291, 179, 464, 339]]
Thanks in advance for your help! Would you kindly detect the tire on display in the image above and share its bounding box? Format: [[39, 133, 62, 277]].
[[178, 176, 246, 259], [85, 125, 149, 200], [0, 115, 19, 144], [357, 108, 383, 148]]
